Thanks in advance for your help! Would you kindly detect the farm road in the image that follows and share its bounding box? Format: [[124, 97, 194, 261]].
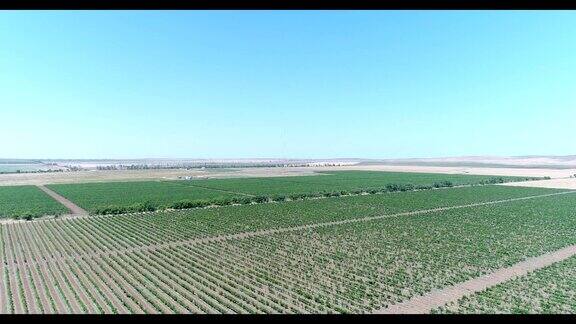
[[37, 185, 88, 216], [375, 244, 576, 314]]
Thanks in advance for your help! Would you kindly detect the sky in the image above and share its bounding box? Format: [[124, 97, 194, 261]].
[[1, 10, 575, 159]]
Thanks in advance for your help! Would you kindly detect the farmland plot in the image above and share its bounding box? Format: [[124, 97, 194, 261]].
[[46, 171, 544, 215], [191, 171, 538, 196], [0, 186, 575, 313], [174, 194, 576, 313], [434, 255, 576, 314], [46, 181, 241, 214], [3, 186, 565, 257], [0, 186, 68, 219]]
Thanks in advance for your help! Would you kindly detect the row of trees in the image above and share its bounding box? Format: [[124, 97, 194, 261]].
[[91, 177, 549, 216], [93, 181, 458, 215], [96, 162, 321, 171]]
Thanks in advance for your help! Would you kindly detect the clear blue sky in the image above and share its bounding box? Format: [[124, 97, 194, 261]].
[[1, 11, 575, 159]]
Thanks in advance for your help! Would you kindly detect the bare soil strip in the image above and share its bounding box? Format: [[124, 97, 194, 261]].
[[36, 185, 88, 216], [375, 244, 576, 314], [2, 190, 575, 273]]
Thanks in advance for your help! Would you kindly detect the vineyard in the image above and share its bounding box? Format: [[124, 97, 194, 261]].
[[172, 171, 536, 196], [44, 171, 544, 216], [0, 186, 68, 219], [46, 181, 240, 215], [434, 255, 576, 314], [1, 185, 575, 313]]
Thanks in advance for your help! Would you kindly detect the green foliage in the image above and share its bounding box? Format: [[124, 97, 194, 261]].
[[0, 186, 68, 219], [2, 185, 573, 313], [46, 171, 548, 215], [436, 256, 576, 314]]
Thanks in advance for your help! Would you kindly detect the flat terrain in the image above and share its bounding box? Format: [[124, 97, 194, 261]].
[[1, 164, 574, 187], [1, 185, 576, 313], [334, 165, 576, 178], [362, 155, 576, 169], [502, 177, 576, 190], [380, 244, 576, 314], [435, 254, 576, 314], [0, 168, 574, 313], [0, 186, 68, 219], [36, 186, 88, 216], [44, 171, 536, 216], [173, 171, 528, 195], [0, 168, 319, 186]]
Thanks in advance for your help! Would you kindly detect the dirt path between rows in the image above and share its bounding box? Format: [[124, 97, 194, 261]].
[[375, 244, 576, 314], [36, 185, 88, 216]]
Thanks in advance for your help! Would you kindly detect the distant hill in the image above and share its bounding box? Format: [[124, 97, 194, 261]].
[[357, 155, 576, 169]]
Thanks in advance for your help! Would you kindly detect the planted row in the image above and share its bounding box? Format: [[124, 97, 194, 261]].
[[89, 179, 528, 216], [1, 186, 574, 313], [433, 255, 576, 314], [47, 171, 547, 216], [0, 186, 68, 219]]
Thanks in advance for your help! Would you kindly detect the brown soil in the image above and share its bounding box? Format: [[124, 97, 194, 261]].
[[36, 185, 88, 216]]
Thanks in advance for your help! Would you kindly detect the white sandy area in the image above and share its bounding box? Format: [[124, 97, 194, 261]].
[[1, 164, 575, 186], [321, 165, 576, 179], [501, 177, 576, 190]]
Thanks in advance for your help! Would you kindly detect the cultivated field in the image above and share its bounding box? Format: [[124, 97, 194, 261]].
[[435, 255, 576, 314], [1, 183, 575, 313], [0, 186, 68, 219], [45, 181, 241, 216], [0, 169, 574, 314], [43, 171, 541, 216], [169, 171, 532, 195]]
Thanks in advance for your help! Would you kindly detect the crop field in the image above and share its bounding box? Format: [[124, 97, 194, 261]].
[[187, 171, 534, 195], [45, 181, 241, 215], [45, 171, 542, 215], [434, 255, 576, 314], [0, 186, 68, 219], [1, 185, 575, 313]]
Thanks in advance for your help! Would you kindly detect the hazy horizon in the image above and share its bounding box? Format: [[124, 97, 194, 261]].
[[2, 11, 576, 159]]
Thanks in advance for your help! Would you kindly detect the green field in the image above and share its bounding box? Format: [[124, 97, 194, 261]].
[[435, 255, 576, 314], [178, 171, 536, 196], [46, 171, 542, 215], [1, 185, 574, 313], [91, 185, 566, 239], [0, 186, 68, 219], [16, 185, 567, 249], [47, 181, 241, 215]]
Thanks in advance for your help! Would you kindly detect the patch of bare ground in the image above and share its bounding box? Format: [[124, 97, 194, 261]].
[[0, 168, 321, 186], [1, 164, 573, 187], [374, 244, 576, 314], [323, 165, 576, 179], [501, 177, 576, 190]]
